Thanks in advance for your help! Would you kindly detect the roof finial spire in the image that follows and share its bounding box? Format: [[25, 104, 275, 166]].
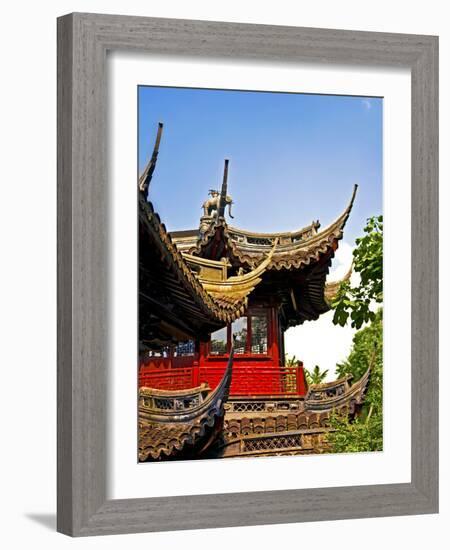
[[138, 122, 164, 199], [217, 159, 234, 219]]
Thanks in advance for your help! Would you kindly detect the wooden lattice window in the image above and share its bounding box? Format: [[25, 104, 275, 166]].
[[250, 312, 268, 354]]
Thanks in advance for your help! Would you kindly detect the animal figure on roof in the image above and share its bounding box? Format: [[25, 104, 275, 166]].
[[202, 189, 234, 218]]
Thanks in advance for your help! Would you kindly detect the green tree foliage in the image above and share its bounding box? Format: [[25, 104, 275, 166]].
[[305, 365, 329, 385], [326, 215, 384, 453], [327, 309, 383, 453], [332, 215, 383, 329], [285, 355, 299, 367]]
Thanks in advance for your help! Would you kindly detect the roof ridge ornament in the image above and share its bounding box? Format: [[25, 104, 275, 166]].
[[138, 122, 164, 199], [217, 159, 234, 219], [199, 159, 234, 234]]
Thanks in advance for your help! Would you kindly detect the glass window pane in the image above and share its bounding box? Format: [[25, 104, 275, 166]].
[[232, 316, 247, 354], [210, 327, 227, 355], [174, 340, 195, 356], [251, 313, 268, 354]]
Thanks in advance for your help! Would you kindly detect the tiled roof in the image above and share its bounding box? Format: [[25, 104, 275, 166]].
[[172, 185, 357, 271]]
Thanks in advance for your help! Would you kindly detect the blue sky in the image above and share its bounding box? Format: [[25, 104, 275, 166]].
[[138, 87, 382, 245]]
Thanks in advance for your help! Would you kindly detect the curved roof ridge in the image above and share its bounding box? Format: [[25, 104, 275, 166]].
[[306, 184, 358, 244], [225, 184, 358, 269]]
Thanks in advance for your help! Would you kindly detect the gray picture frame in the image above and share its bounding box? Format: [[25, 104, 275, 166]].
[[57, 12, 439, 537]]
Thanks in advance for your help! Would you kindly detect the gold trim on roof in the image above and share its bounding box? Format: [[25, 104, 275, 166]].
[[198, 241, 277, 302]]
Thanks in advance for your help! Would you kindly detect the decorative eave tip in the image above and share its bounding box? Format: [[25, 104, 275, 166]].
[[344, 183, 358, 220], [350, 183, 358, 209], [331, 183, 359, 236], [138, 122, 164, 199]]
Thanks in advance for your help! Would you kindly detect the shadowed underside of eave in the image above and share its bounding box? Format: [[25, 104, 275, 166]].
[[139, 194, 251, 346]]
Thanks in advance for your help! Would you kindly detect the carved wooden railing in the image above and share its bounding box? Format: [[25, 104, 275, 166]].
[[139, 366, 194, 391], [139, 363, 307, 396], [227, 222, 320, 248]]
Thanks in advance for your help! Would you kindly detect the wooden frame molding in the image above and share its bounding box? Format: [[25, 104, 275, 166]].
[[57, 12, 438, 536]]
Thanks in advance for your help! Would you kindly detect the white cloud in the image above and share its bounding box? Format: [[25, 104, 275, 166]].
[[328, 240, 361, 287], [285, 311, 356, 380], [362, 98, 372, 110], [328, 240, 354, 281]]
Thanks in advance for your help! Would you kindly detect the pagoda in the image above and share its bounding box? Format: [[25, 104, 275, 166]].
[[138, 123, 370, 460]]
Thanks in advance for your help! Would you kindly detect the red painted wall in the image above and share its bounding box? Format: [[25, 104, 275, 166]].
[[139, 306, 308, 397]]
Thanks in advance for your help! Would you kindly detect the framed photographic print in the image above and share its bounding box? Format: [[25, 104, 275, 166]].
[[57, 13, 438, 536]]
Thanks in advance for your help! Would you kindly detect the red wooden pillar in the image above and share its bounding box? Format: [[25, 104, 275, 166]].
[[245, 317, 252, 354], [269, 306, 280, 364], [192, 340, 200, 386], [198, 340, 210, 387]]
